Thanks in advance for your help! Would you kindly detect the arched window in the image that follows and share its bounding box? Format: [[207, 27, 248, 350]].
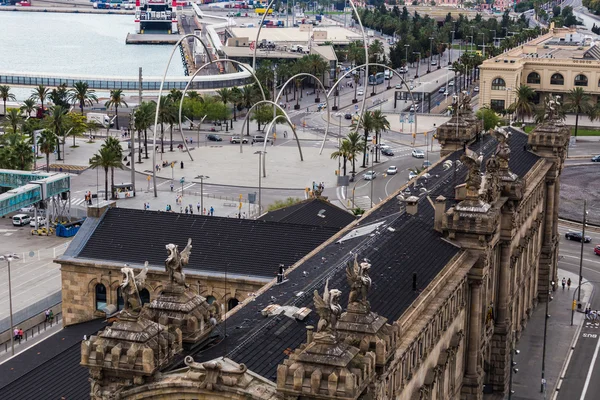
[[140, 288, 150, 305], [575, 74, 588, 86], [527, 72, 540, 84], [550, 73, 564, 85], [117, 287, 124, 311], [95, 284, 107, 310], [491, 78, 506, 90], [227, 298, 239, 311], [206, 295, 216, 304]]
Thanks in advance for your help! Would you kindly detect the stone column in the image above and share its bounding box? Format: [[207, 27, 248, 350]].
[[462, 278, 483, 400], [496, 243, 511, 329], [538, 179, 555, 299]]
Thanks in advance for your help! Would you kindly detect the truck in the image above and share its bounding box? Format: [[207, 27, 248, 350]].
[[367, 30, 374, 37], [290, 44, 308, 53], [87, 113, 113, 128]]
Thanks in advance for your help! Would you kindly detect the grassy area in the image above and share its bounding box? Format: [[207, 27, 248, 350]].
[[523, 125, 600, 136]]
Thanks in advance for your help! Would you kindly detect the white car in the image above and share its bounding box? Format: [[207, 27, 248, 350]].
[[474, 86, 480, 92], [363, 170, 377, 180], [395, 83, 402, 89], [444, 91, 449, 96], [386, 166, 398, 175], [409, 104, 419, 112], [30, 216, 46, 227], [12, 214, 31, 226], [379, 144, 391, 150], [408, 171, 418, 180], [357, 88, 364, 96], [412, 149, 425, 158], [18, 206, 35, 213], [448, 81, 455, 87]]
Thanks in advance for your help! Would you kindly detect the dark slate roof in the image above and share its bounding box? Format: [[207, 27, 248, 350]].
[[0, 318, 107, 399], [0, 129, 542, 397], [76, 210, 340, 279], [258, 198, 356, 229]]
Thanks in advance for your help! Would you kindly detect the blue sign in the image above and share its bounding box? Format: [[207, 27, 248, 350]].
[[180, 177, 185, 184], [400, 113, 405, 123], [355, 105, 359, 111], [408, 115, 414, 124]]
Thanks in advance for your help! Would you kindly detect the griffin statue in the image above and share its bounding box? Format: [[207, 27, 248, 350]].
[[460, 148, 483, 192], [313, 278, 342, 340], [165, 238, 192, 288], [120, 265, 149, 316], [346, 255, 372, 307]]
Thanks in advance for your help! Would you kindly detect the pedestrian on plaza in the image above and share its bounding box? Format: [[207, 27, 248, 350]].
[[170, 182, 174, 191], [146, 202, 150, 210], [242, 212, 246, 219], [180, 207, 183, 213], [210, 206, 214, 216], [203, 207, 207, 215], [562, 277, 566, 290], [185, 207, 189, 214], [181, 161, 184, 169], [45, 309, 50, 322], [13, 328, 19, 341], [190, 208, 193, 215], [18, 328, 23, 340], [48, 310, 53, 323], [567, 278, 572, 290], [592, 310, 598, 321], [189, 204, 193, 213], [586, 307, 592, 319], [238, 212, 241, 219], [197, 202, 201, 212], [143, 202, 147, 210]]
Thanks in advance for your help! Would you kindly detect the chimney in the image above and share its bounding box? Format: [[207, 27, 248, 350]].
[[434, 195, 447, 232], [306, 325, 314, 344], [405, 196, 419, 215]]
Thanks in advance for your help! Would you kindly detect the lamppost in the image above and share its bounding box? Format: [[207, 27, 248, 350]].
[[427, 36, 434, 73], [492, 30, 497, 48], [479, 32, 486, 58], [541, 273, 555, 395], [404, 44, 410, 81], [337, 115, 342, 175], [180, 177, 185, 196], [254, 151, 266, 214], [578, 200, 588, 306], [413, 51, 421, 79], [449, 30, 455, 66], [0, 253, 19, 356], [508, 330, 520, 399], [198, 175, 209, 215], [467, 35, 474, 53]]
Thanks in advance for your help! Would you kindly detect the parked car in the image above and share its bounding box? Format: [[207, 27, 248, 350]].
[[565, 231, 592, 243], [473, 86, 479, 92], [412, 149, 425, 158], [207, 134, 222, 142], [12, 214, 31, 226], [386, 166, 398, 175], [30, 216, 46, 227], [363, 170, 377, 180], [18, 206, 35, 214], [344, 113, 352, 120], [595, 245, 600, 256], [438, 87, 445, 94], [443, 90, 449, 96], [252, 135, 271, 144], [431, 60, 437, 66], [357, 88, 364, 96], [395, 83, 402, 89], [381, 148, 394, 156], [422, 160, 432, 168], [448, 81, 455, 87], [379, 144, 391, 150], [408, 171, 418, 180], [230, 136, 248, 144], [591, 155, 600, 162]]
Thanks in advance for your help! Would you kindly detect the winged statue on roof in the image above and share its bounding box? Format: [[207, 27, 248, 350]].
[[461, 148, 483, 192], [313, 278, 342, 340], [346, 255, 372, 308], [120, 264, 149, 315], [492, 126, 511, 163], [165, 238, 192, 288]]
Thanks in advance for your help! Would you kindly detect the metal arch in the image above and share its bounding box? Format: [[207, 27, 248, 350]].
[[322, 63, 420, 153], [262, 114, 289, 153], [240, 99, 303, 161], [251, 0, 278, 71], [152, 33, 215, 197], [177, 58, 267, 160], [347, 0, 369, 131], [275, 72, 330, 155]]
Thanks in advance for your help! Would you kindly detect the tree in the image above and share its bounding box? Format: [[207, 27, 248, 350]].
[[68, 81, 98, 115], [168, 88, 183, 103], [0, 85, 16, 116], [30, 84, 50, 117], [216, 88, 233, 130], [330, 139, 353, 176], [11, 135, 35, 171], [102, 137, 124, 198], [371, 110, 390, 162], [20, 98, 37, 118], [37, 129, 58, 172], [155, 96, 176, 153], [105, 89, 128, 130], [45, 105, 68, 161], [49, 84, 70, 109], [509, 85, 535, 123], [566, 87, 595, 138], [3, 108, 22, 134], [476, 107, 502, 131], [65, 113, 88, 147], [346, 131, 363, 174], [135, 101, 155, 160], [353, 111, 377, 167], [89, 145, 122, 201]]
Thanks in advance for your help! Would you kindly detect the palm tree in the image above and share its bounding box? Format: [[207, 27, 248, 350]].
[[102, 137, 124, 198], [168, 88, 183, 103], [30, 85, 50, 117], [89, 145, 123, 201], [156, 96, 175, 153], [68, 81, 98, 115], [0, 85, 16, 116], [46, 105, 68, 161], [105, 89, 128, 130], [346, 131, 363, 174], [216, 88, 233, 129], [20, 98, 37, 118], [566, 87, 595, 138], [304, 54, 327, 97], [353, 111, 377, 167], [240, 86, 257, 136], [4, 108, 23, 134], [135, 101, 155, 159], [38, 129, 57, 172], [371, 110, 390, 162], [12, 135, 35, 171], [230, 86, 242, 122], [509, 85, 536, 123], [330, 139, 353, 176]]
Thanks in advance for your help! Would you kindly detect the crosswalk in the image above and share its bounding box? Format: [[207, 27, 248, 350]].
[[585, 321, 600, 328], [353, 195, 373, 210]]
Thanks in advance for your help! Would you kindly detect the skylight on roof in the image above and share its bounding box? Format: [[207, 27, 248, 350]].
[[337, 221, 385, 243]]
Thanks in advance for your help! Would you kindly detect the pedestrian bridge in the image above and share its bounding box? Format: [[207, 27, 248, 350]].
[[0, 65, 254, 92], [0, 170, 70, 217]]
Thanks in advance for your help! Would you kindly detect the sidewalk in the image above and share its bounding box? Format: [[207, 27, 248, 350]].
[[506, 268, 592, 400]]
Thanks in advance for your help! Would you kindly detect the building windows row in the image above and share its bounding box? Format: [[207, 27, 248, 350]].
[[94, 284, 150, 311], [525, 72, 592, 87]]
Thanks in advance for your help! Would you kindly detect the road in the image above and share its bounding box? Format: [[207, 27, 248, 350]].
[[554, 223, 600, 400]]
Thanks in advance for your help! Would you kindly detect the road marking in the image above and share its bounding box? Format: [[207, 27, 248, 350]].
[[562, 254, 600, 266], [384, 173, 400, 197], [580, 332, 600, 399]]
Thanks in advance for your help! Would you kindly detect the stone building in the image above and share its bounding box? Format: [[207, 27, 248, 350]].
[[479, 25, 600, 112], [0, 97, 569, 400]]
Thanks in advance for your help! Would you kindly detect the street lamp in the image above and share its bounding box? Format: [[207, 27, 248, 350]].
[[578, 200, 588, 305], [449, 30, 455, 66], [467, 35, 473, 53], [404, 44, 410, 81], [1, 253, 19, 356], [413, 51, 421, 79], [254, 151, 266, 214], [198, 175, 209, 215], [427, 36, 434, 73]]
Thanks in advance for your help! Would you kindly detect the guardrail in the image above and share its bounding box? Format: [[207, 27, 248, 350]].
[[0, 309, 62, 356]]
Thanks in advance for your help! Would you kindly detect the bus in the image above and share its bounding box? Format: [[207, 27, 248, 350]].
[[255, 8, 273, 15], [368, 72, 384, 85]]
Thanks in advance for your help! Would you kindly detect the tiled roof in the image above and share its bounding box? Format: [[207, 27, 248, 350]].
[[76, 210, 340, 279], [0, 129, 542, 397], [0, 318, 107, 399], [258, 198, 356, 229]]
